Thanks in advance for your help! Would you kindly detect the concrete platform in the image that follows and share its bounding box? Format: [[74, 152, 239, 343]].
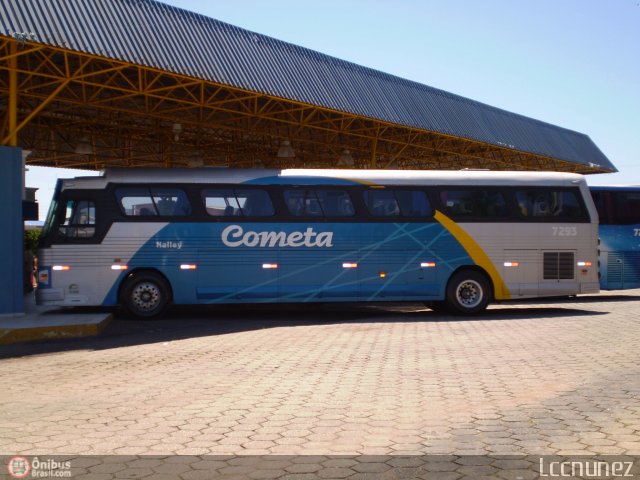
[[0, 294, 112, 345]]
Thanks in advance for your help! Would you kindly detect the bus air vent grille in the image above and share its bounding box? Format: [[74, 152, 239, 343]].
[[607, 252, 640, 286], [543, 252, 575, 280]]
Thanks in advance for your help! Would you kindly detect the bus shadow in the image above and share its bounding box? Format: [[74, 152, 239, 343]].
[[0, 302, 606, 359], [501, 293, 640, 305], [567, 293, 640, 303]]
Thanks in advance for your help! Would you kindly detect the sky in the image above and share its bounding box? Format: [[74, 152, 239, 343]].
[[26, 0, 640, 220]]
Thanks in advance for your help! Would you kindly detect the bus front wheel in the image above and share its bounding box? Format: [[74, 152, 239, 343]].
[[120, 271, 171, 319], [445, 270, 491, 315]]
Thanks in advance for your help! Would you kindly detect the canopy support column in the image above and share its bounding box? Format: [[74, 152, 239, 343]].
[[0, 146, 25, 316]]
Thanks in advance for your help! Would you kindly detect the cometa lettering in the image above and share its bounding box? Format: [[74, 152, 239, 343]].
[[222, 225, 334, 248]]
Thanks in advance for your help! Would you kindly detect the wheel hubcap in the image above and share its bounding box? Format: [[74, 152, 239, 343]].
[[132, 282, 161, 311], [456, 280, 482, 308]]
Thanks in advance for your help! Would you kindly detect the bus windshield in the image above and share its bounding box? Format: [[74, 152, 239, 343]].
[[39, 179, 63, 246]]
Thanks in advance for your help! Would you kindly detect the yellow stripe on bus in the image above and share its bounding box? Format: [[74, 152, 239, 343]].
[[434, 210, 511, 300]]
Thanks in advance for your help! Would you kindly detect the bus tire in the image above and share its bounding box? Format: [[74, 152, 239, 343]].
[[445, 270, 491, 315], [120, 271, 171, 319]]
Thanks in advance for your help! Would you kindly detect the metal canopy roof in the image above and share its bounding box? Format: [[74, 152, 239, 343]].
[[0, 0, 616, 173]]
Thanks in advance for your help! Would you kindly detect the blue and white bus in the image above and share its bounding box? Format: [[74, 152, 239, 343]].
[[36, 168, 600, 317], [590, 185, 640, 290]]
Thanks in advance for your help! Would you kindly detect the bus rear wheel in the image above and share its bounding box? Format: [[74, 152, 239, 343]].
[[120, 271, 171, 319], [445, 270, 491, 315]]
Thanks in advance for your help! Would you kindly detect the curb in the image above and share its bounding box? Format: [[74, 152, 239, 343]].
[[0, 313, 113, 345]]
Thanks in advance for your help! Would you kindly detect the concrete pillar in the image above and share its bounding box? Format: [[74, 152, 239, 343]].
[[0, 146, 25, 316]]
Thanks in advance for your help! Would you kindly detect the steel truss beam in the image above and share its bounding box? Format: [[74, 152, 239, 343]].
[[0, 37, 608, 173]]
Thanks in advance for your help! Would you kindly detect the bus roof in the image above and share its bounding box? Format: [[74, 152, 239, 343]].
[[59, 168, 588, 190], [589, 184, 640, 191]]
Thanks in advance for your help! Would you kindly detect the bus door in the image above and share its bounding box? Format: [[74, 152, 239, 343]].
[[39, 194, 105, 305]]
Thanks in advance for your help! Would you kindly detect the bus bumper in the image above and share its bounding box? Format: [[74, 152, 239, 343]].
[[36, 288, 91, 306], [35, 288, 65, 305]]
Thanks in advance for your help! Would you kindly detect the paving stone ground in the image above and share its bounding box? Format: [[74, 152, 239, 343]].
[[1, 290, 639, 478]]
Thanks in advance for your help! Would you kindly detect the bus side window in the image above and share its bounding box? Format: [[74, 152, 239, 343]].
[[484, 192, 507, 216], [440, 189, 507, 219], [613, 192, 640, 224], [516, 192, 533, 217], [284, 190, 323, 217], [284, 191, 305, 216], [555, 191, 582, 218], [235, 189, 275, 217], [151, 189, 191, 216], [116, 188, 191, 217], [304, 191, 323, 216], [58, 200, 96, 238], [117, 188, 158, 216], [440, 191, 472, 217], [364, 189, 400, 217], [202, 189, 241, 217], [315, 190, 355, 217], [203, 189, 274, 217], [395, 190, 432, 217], [516, 190, 553, 217], [517, 189, 584, 220]]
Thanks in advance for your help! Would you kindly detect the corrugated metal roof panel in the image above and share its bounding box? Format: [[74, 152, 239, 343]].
[[1, 0, 615, 171]]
